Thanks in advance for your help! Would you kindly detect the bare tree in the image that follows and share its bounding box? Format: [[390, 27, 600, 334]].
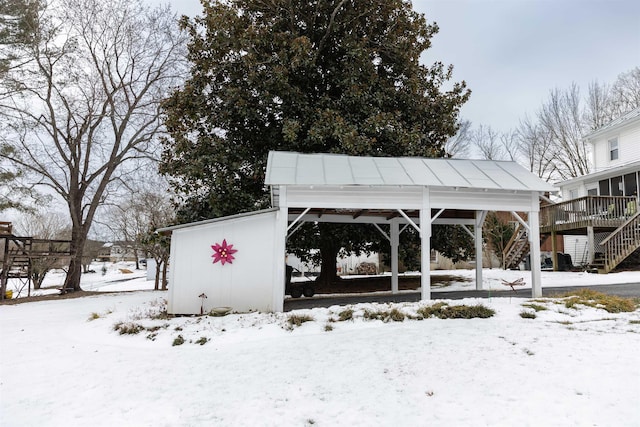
[[134, 190, 174, 290], [499, 130, 520, 161], [102, 179, 173, 271], [13, 209, 69, 289], [610, 67, 640, 116], [585, 80, 614, 131], [444, 119, 472, 158], [516, 115, 557, 182], [472, 124, 505, 160], [537, 84, 590, 179], [0, 0, 187, 292]]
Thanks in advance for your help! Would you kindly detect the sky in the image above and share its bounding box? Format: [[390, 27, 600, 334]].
[[154, 0, 640, 133]]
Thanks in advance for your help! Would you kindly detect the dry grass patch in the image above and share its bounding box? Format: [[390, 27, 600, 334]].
[[560, 289, 639, 313], [417, 303, 495, 319]]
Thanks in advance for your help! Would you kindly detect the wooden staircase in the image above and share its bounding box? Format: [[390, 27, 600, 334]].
[[503, 223, 549, 269], [594, 212, 640, 273], [5, 238, 32, 279], [503, 224, 529, 269]]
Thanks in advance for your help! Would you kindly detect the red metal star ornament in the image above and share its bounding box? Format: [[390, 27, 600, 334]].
[[211, 239, 237, 265]]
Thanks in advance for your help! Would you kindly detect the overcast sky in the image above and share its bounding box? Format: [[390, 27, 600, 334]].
[[156, 0, 640, 133]]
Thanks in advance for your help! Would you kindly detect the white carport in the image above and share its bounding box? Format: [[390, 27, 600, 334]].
[[161, 151, 556, 314], [266, 151, 556, 312]]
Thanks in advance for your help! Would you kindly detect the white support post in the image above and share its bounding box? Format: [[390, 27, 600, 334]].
[[529, 210, 542, 298], [272, 186, 288, 312], [587, 226, 595, 264], [391, 219, 399, 294], [420, 187, 431, 301], [475, 211, 486, 290]]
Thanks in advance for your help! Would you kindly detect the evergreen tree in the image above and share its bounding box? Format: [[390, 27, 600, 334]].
[[161, 0, 470, 282]]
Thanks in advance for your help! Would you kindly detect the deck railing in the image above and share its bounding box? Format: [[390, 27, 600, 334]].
[[540, 196, 637, 229]]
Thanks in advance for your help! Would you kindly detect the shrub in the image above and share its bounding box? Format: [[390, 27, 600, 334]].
[[520, 310, 537, 319], [195, 336, 209, 345], [388, 308, 406, 322], [172, 335, 185, 346], [287, 314, 314, 327], [417, 303, 495, 319], [522, 303, 547, 312], [561, 289, 638, 313], [362, 308, 405, 322], [324, 324, 334, 332], [338, 308, 353, 321], [416, 302, 448, 318], [113, 322, 144, 335]]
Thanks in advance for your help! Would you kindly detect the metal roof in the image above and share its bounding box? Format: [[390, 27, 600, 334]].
[[265, 151, 556, 192], [584, 106, 640, 141], [157, 208, 279, 233]]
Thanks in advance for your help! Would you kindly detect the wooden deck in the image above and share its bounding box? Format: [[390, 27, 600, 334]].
[[539, 196, 636, 235]]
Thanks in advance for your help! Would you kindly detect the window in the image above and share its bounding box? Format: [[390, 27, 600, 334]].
[[587, 188, 598, 196], [599, 179, 610, 196], [624, 172, 637, 197], [609, 138, 619, 161], [611, 176, 623, 196]]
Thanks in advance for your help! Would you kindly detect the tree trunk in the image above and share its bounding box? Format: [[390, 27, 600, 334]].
[[161, 258, 168, 290], [62, 225, 87, 292], [154, 257, 161, 290], [315, 243, 340, 286]]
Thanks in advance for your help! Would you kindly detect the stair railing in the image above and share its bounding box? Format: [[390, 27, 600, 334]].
[[503, 223, 528, 269], [598, 210, 640, 273]]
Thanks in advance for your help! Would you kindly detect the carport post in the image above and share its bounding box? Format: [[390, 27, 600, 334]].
[[391, 219, 399, 294], [529, 208, 542, 298], [475, 211, 486, 290], [420, 187, 431, 301], [273, 186, 288, 312]]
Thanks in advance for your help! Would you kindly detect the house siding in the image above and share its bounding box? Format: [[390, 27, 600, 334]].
[[592, 119, 640, 171], [625, 125, 640, 163]]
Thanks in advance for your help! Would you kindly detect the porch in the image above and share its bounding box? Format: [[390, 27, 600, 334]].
[[504, 195, 640, 273]]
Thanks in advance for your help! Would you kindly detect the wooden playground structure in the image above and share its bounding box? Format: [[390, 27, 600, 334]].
[[0, 221, 72, 299]]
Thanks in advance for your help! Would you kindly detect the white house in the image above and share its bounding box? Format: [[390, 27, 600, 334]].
[[555, 107, 640, 268], [160, 151, 555, 314]]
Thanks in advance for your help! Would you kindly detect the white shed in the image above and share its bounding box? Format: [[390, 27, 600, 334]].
[[161, 151, 556, 314], [162, 209, 282, 314]]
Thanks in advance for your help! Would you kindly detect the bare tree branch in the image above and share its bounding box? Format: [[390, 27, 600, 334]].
[[0, 0, 187, 291]]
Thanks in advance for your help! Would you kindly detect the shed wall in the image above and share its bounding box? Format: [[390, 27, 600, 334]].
[[167, 211, 279, 314]]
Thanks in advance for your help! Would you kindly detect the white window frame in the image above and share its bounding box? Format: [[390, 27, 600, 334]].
[[609, 137, 619, 161]]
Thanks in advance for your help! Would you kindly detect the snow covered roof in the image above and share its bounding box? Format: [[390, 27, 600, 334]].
[[584, 106, 640, 141], [265, 151, 556, 192]]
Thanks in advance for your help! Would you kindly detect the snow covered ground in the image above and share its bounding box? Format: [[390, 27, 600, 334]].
[[1, 266, 640, 426]]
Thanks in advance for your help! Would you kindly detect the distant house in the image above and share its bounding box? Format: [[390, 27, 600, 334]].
[[98, 241, 141, 263], [552, 107, 640, 270]]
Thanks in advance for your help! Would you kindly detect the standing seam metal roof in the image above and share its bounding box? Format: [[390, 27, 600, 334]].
[[265, 151, 556, 192]]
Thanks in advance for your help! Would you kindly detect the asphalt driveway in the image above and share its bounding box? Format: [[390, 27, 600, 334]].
[[284, 282, 640, 311]]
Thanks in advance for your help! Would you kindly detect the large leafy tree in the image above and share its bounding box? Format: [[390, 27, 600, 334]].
[[162, 0, 470, 283]]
